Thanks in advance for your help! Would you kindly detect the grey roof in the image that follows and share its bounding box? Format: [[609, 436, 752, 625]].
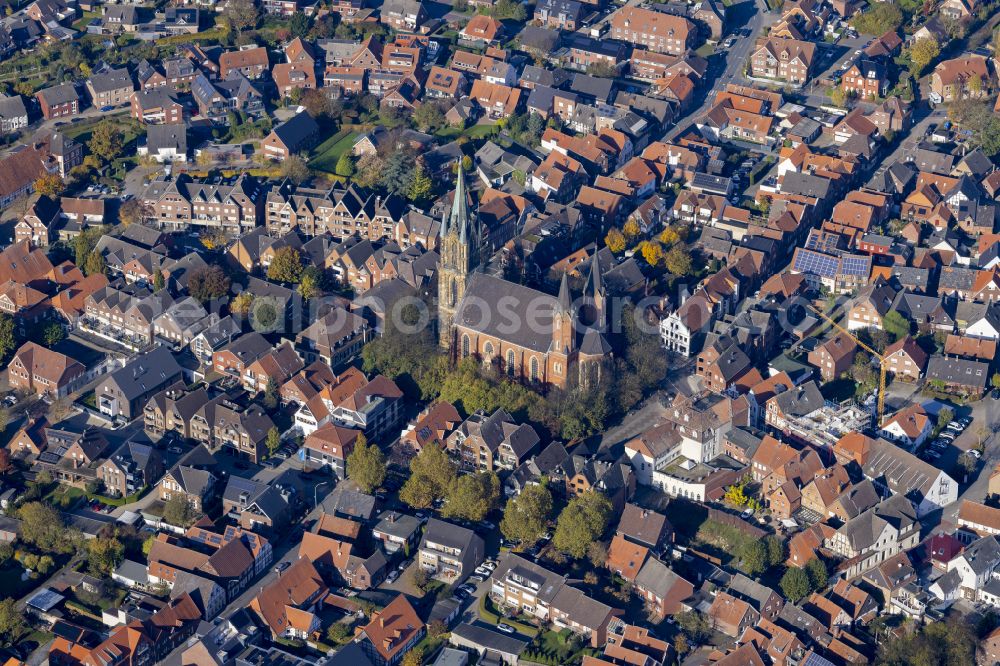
[[114, 559, 150, 585], [373, 511, 421, 540], [958, 535, 1000, 575], [0, 94, 27, 120], [834, 479, 880, 519], [493, 553, 566, 603], [569, 73, 614, 102], [89, 67, 134, 94], [862, 438, 950, 499], [691, 172, 732, 195], [888, 266, 930, 291], [550, 584, 614, 629], [324, 487, 376, 520], [329, 642, 376, 666], [772, 380, 824, 418], [926, 355, 989, 389], [633, 557, 688, 599], [105, 346, 182, 401], [517, 26, 562, 52], [38, 82, 79, 106], [957, 148, 994, 178], [456, 273, 563, 354], [911, 147, 954, 174], [422, 517, 481, 552], [270, 111, 319, 152], [836, 494, 917, 552], [727, 573, 779, 612], [449, 623, 529, 656], [781, 171, 832, 198], [891, 291, 949, 325], [145, 123, 188, 155]]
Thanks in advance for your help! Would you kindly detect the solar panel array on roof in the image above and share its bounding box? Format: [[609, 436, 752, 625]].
[[841, 254, 871, 276], [793, 249, 839, 278]]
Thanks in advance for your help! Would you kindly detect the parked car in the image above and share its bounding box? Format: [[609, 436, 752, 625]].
[[968, 449, 982, 459], [453, 589, 469, 600], [386, 570, 400, 583], [274, 561, 290, 574], [469, 575, 485, 583], [497, 624, 516, 635], [459, 583, 476, 595]]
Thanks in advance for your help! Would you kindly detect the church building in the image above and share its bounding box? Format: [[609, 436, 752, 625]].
[[437, 169, 611, 389]]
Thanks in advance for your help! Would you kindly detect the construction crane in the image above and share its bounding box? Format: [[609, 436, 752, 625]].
[[806, 304, 889, 428]]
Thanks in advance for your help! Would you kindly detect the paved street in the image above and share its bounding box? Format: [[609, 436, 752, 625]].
[[665, 0, 778, 142]]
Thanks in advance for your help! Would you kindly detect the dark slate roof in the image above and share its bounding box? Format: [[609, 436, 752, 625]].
[[926, 355, 989, 388], [455, 273, 560, 354], [271, 111, 319, 152]]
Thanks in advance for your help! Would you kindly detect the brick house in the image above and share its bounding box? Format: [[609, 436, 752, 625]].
[[807, 333, 857, 382], [7, 342, 85, 398], [36, 83, 80, 119], [609, 6, 694, 56], [750, 37, 815, 85], [884, 336, 928, 381]]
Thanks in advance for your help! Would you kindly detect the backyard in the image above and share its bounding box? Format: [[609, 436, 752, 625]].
[[309, 130, 360, 174]]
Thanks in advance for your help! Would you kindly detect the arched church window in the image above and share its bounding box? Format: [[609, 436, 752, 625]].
[[462, 335, 470, 358], [530, 357, 539, 382], [507, 350, 515, 376], [484, 342, 494, 358]]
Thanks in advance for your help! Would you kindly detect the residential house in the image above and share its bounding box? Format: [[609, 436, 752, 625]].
[[445, 408, 541, 472], [7, 342, 85, 398], [418, 518, 485, 582]]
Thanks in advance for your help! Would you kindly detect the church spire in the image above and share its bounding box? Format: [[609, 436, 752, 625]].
[[588, 249, 603, 298], [557, 271, 572, 313], [453, 165, 470, 244]]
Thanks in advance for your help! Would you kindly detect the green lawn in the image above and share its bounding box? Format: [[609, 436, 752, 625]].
[[72, 10, 99, 32], [0, 562, 39, 599], [309, 130, 360, 174], [695, 43, 716, 57], [435, 123, 499, 141]]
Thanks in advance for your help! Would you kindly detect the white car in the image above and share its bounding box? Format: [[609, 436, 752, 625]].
[[497, 624, 516, 635], [968, 449, 982, 459]]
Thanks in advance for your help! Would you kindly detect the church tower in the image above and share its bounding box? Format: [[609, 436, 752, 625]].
[[551, 272, 576, 354], [438, 166, 477, 349]]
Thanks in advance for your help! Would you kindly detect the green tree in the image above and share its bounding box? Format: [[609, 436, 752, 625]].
[[119, 198, 146, 227], [991, 373, 1000, 390], [400, 444, 456, 508], [764, 535, 785, 567], [501, 483, 553, 547], [907, 38, 940, 76], [267, 247, 304, 283], [876, 617, 975, 666], [443, 471, 500, 522], [83, 251, 107, 277], [326, 622, 352, 645], [882, 310, 911, 341], [42, 322, 64, 347], [289, 12, 310, 37], [266, 427, 281, 458], [780, 566, 811, 602], [937, 407, 955, 433], [87, 534, 125, 576], [413, 101, 446, 132], [676, 611, 711, 644], [381, 151, 417, 195], [664, 246, 693, 276], [18, 501, 68, 553], [335, 152, 356, 178], [0, 315, 13, 362], [553, 491, 612, 559], [153, 269, 165, 292], [231, 292, 254, 316], [298, 271, 321, 300], [828, 86, 848, 107], [163, 495, 197, 527], [0, 542, 11, 566], [89, 120, 124, 163], [401, 647, 424, 666], [737, 540, 768, 577], [346, 435, 387, 494], [850, 4, 902, 35], [0, 598, 25, 647], [407, 162, 433, 205], [188, 265, 231, 303], [263, 376, 279, 410], [806, 557, 828, 590]]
